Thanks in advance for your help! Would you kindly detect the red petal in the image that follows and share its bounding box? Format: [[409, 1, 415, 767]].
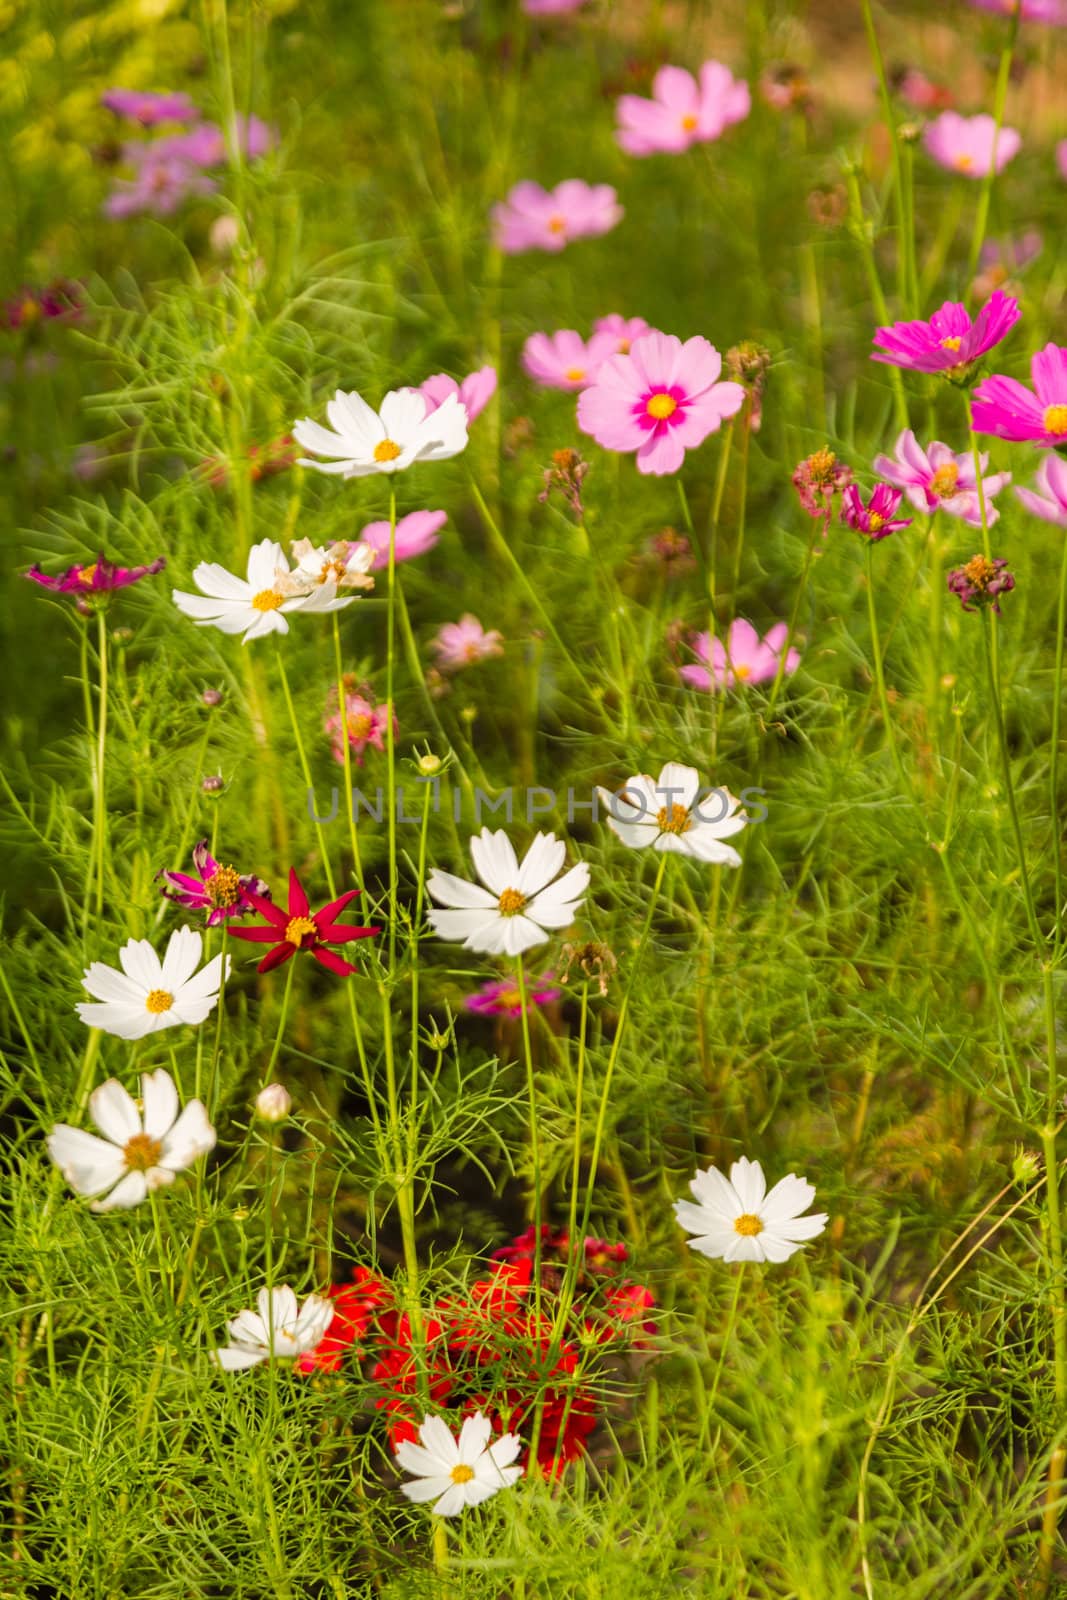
[[288, 868, 309, 917], [258, 943, 296, 974], [229, 925, 287, 944], [311, 946, 357, 978], [241, 888, 288, 928], [314, 888, 362, 925], [316, 922, 381, 944]]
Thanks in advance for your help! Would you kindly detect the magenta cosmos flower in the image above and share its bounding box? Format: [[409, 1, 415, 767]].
[[432, 615, 504, 672], [1015, 454, 1067, 524], [871, 289, 1020, 376], [680, 619, 799, 692], [872, 430, 1011, 526], [969, 0, 1067, 20], [923, 112, 1021, 178], [4, 281, 81, 332], [27, 553, 165, 602], [144, 116, 274, 168], [104, 155, 217, 218], [358, 510, 447, 571], [465, 974, 562, 1017], [577, 331, 745, 476], [522, 329, 618, 391], [414, 367, 496, 423], [158, 840, 270, 926], [972, 345, 1067, 447], [615, 62, 750, 157], [594, 315, 652, 355], [491, 180, 622, 254], [101, 89, 200, 125], [841, 484, 912, 539]]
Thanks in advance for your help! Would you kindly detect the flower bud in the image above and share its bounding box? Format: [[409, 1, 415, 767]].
[[202, 687, 223, 708], [255, 1083, 292, 1122]]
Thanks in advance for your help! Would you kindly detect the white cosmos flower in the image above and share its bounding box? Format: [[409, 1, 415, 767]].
[[397, 1412, 523, 1517], [172, 537, 353, 644], [426, 829, 589, 956], [597, 760, 747, 866], [211, 1286, 335, 1371], [292, 387, 469, 478], [47, 1068, 216, 1213], [674, 1156, 828, 1264], [281, 537, 376, 594], [75, 926, 229, 1041]]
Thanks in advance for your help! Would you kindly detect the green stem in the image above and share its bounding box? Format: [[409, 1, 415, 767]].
[[516, 962, 544, 1328], [93, 608, 109, 924], [331, 612, 364, 893], [965, 9, 1020, 288], [274, 644, 336, 898], [385, 486, 399, 975], [1049, 536, 1067, 951]]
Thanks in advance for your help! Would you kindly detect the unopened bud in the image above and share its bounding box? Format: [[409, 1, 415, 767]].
[[255, 1083, 292, 1122]]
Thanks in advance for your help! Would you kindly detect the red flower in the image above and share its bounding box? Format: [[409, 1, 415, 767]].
[[229, 868, 379, 976], [295, 1270, 393, 1373]]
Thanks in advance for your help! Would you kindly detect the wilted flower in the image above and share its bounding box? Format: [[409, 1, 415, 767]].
[[761, 64, 812, 114], [806, 184, 849, 227], [557, 940, 617, 995], [427, 830, 589, 957], [325, 682, 395, 766], [293, 387, 468, 478], [283, 538, 376, 596], [680, 619, 800, 691], [211, 1287, 335, 1371], [538, 448, 590, 516], [792, 448, 853, 531], [75, 927, 230, 1041], [645, 526, 695, 577], [491, 180, 622, 254], [158, 840, 269, 926], [255, 1083, 292, 1122], [674, 1155, 828, 1264], [841, 483, 912, 539], [946, 553, 1015, 613], [431, 615, 504, 672], [871, 289, 1020, 377], [396, 1413, 523, 1517], [872, 430, 1011, 526], [923, 112, 1021, 178], [598, 760, 747, 865], [578, 331, 744, 476], [615, 61, 750, 156], [48, 1068, 216, 1213], [522, 329, 617, 391], [971, 344, 1067, 447]]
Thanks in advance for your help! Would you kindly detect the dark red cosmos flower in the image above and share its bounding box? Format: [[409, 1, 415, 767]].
[[296, 1270, 393, 1373], [229, 868, 379, 976], [5, 280, 81, 332]]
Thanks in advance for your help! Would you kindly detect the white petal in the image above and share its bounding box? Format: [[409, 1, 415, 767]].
[[729, 1156, 767, 1214], [258, 1286, 299, 1333], [418, 1415, 460, 1465], [689, 1165, 743, 1219], [158, 1100, 216, 1170], [760, 1173, 817, 1225], [89, 1079, 142, 1145], [379, 387, 428, 440], [456, 1412, 493, 1464], [469, 829, 519, 896], [401, 1474, 454, 1504], [212, 1345, 268, 1370], [78, 962, 144, 1005], [424, 871, 497, 911], [515, 833, 566, 897], [89, 1170, 148, 1212], [427, 908, 499, 945], [117, 939, 161, 989], [76, 1002, 156, 1040], [498, 916, 550, 955], [47, 1126, 126, 1194], [655, 762, 701, 813], [429, 1482, 468, 1518], [160, 927, 203, 991], [140, 1069, 179, 1140], [396, 1441, 450, 1478]]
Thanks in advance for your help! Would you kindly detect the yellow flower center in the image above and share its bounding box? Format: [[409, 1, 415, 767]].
[[646, 393, 677, 421], [206, 865, 243, 909], [19, 298, 41, 325], [79, 564, 99, 586], [252, 589, 285, 611], [734, 1213, 764, 1237], [954, 154, 973, 172], [940, 336, 962, 353], [547, 215, 566, 234], [123, 1132, 164, 1172], [868, 512, 885, 532], [450, 1464, 475, 1484], [347, 712, 373, 739], [373, 439, 402, 463], [565, 368, 585, 382], [1044, 405, 1067, 435], [929, 462, 960, 498], [617, 339, 631, 354], [145, 989, 174, 1014], [657, 804, 691, 835], [285, 915, 318, 947], [734, 663, 751, 681], [963, 553, 997, 589], [681, 113, 698, 132], [498, 888, 527, 916]]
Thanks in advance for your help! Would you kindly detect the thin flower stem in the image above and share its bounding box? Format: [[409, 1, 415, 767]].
[[331, 612, 364, 892], [385, 487, 399, 973], [844, 164, 908, 432], [729, 416, 751, 615], [858, 0, 908, 311], [206, 925, 229, 1119], [567, 981, 591, 1262], [1049, 534, 1067, 952], [764, 515, 821, 733], [264, 954, 296, 1084], [702, 1262, 745, 1445], [92, 608, 109, 923], [516, 962, 544, 1328], [865, 542, 909, 794], [273, 643, 336, 898], [965, 8, 1020, 289]]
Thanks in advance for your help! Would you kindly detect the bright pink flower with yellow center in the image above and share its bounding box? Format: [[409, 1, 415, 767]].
[[923, 112, 1021, 178], [413, 366, 497, 423], [972, 344, 1067, 447], [872, 430, 1011, 526], [577, 331, 745, 476], [522, 329, 619, 392], [968, 0, 1067, 22], [491, 180, 622, 255], [615, 61, 750, 157], [680, 619, 800, 692], [871, 290, 1020, 376]]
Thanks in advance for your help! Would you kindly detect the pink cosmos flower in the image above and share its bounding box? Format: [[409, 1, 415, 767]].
[[871, 289, 1020, 375], [432, 615, 504, 672], [841, 484, 912, 540], [131, 115, 275, 168], [324, 686, 395, 766], [615, 62, 750, 157], [101, 89, 200, 125], [577, 331, 745, 476], [971, 344, 1067, 447], [104, 155, 217, 218], [1015, 454, 1067, 524], [968, 0, 1067, 21], [593, 315, 653, 355], [680, 619, 799, 692], [1057, 141, 1067, 182], [892, 66, 953, 112], [923, 112, 1021, 178], [871, 430, 1011, 527], [523, 0, 586, 10], [416, 367, 497, 423], [464, 974, 562, 1017], [26, 553, 166, 603], [491, 181, 622, 254], [522, 330, 618, 392], [358, 510, 447, 571], [158, 840, 270, 926]]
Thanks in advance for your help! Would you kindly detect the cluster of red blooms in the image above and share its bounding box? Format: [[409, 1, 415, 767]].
[[297, 1230, 656, 1478], [200, 434, 298, 489]]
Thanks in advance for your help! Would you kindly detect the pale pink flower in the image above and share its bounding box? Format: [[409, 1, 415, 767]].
[[1015, 454, 1067, 525], [872, 429, 1011, 526], [522, 329, 618, 391], [1057, 141, 1067, 182], [104, 155, 217, 218], [491, 180, 622, 254], [101, 89, 200, 125], [325, 687, 394, 766], [415, 367, 497, 423], [432, 615, 504, 672], [615, 62, 750, 157], [593, 315, 653, 355], [523, 0, 586, 10], [969, 0, 1067, 21], [577, 331, 744, 476], [358, 510, 447, 571], [923, 112, 1021, 178], [680, 620, 799, 692]]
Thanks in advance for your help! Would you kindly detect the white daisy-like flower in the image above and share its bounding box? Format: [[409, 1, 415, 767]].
[[674, 1156, 828, 1264], [75, 926, 229, 1041], [597, 760, 747, 865], [210, 1286, 335, 1371], [292, 387, 469, 478], [396, 1412, 523, 1517], [426, 829, 589, 956], [281, 537, 376, 595], [47, 1068, 216, 1213], [172, 537, 353, 644]]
